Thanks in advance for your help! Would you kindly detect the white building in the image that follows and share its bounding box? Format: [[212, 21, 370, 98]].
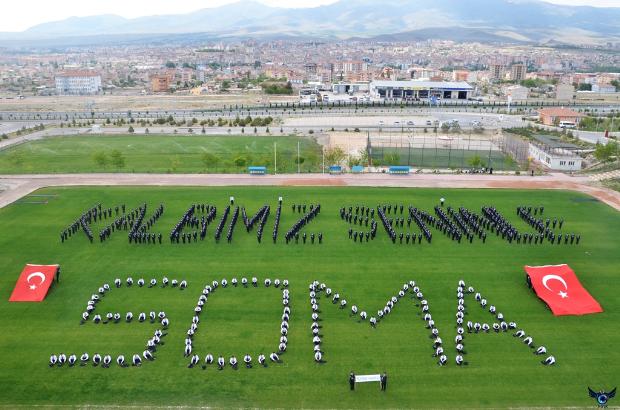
[[592, 84, 617, 93], [528, 135, 582, 171], [370, 80, 473, 101], [55, 71, 102, 95]]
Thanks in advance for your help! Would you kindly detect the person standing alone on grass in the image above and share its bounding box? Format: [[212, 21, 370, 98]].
[[380, 372, 388, 391], [349, 371, 355, 391]]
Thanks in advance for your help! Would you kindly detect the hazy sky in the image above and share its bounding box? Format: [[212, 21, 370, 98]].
[[1, 0, 619, 32]]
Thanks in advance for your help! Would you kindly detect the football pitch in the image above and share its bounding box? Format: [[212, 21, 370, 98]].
[[0, 186, 618, 408], [0, 135, 323, 174]]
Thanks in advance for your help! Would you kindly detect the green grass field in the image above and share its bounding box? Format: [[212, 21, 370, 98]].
[[0, 135, 323, 174], [0, 186, 618, 408]]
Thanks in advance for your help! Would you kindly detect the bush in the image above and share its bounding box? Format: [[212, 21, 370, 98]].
[[234, 156, 247, 167], [110, 149, 125, 169]]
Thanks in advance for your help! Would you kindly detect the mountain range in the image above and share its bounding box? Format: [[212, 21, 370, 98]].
[[1, 0, 620, 46]]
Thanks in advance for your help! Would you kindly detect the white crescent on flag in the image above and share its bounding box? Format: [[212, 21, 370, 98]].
[[26, 272, 46, 290], [542, 274, 568, 298]]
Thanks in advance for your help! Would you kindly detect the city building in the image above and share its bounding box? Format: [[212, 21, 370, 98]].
[[151, 74, 170, 92], [370, 80, 473, 100], [510, 63, 526, 81], [55, 70, 101, 95], [452, 70, 469, 82], [528, 135, 583, 171], [538, 107, 584, 126], [490, 64, 505, 80]]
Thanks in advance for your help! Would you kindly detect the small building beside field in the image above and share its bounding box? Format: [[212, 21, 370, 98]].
[[528, 134, 583, 171]]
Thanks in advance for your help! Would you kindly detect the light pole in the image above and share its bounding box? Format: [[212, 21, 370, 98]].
[[297, 141, 300, 173]]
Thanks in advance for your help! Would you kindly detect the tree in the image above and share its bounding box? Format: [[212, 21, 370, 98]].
[[110, 149, 125, 169], [93, 151, 108, 168], [128, 126, 135, 133], [201, 152, 219, 170], [594, 141, 619, 163], [357, 147, 369, 166], [468, 155, 486, 168], [165, 61, 176, 68], [324, 146, 346, 165]]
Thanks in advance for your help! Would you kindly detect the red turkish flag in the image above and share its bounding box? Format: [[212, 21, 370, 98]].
[[524, 264, 603, 316], [9, 264, 58, 302]]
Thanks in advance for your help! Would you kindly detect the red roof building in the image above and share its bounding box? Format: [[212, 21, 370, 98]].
[[538, 108, 584, 126]]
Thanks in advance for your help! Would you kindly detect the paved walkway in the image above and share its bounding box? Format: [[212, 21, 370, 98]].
[[1, 172, 619, 211]]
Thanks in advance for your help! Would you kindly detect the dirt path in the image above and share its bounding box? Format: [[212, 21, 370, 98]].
[[1, 173, 618, 211]]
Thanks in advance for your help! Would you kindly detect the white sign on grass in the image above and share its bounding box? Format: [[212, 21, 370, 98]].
[[355, 374, 381, 383]]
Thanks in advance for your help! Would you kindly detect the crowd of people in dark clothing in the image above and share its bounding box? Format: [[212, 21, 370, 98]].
[[517, 206, 580, 245], [339, 200, 582, 247], [128, 204, 164, 244], [242, 205, 271, 243], [60, 200, 581, 248], [285, 204, 322, 244], [272, 203, 282, 243], [340, 206, 377, 243], [60, 203, 111, 243], [225, 206, 240, 243], [169, 204, 217, 244], [214, 206, 230, 242]]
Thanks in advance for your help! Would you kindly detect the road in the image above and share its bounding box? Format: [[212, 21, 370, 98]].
[[1, 172, 618, 211]]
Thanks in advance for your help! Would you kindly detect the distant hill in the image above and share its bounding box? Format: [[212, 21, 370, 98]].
[[1, 0, 619, 46]]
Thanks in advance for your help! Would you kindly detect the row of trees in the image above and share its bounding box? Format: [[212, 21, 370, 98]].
[[148, 115, 274, 128]]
